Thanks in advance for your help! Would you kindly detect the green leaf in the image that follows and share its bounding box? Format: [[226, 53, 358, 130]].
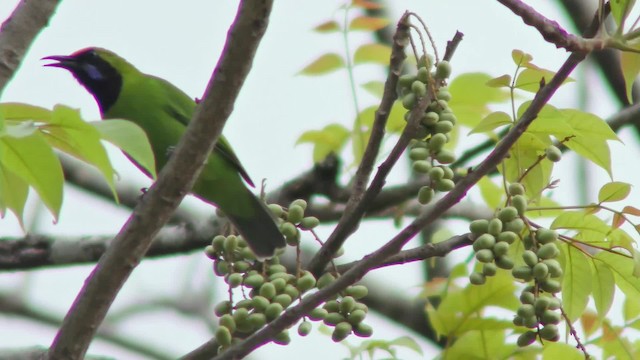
[[386, 102, 407, 134], [562, 244, 592, 323], [551, 211, 611, 244], [299, 53, 345, 75], [515, 68, 568, 92], [447, 73, 510, 128], [353, 43, 391, 65], [349, 16, 390, 31], [512, 49, 533, 67], [388, 336, 423, 355], [542, 342, 583, 360], [623, 295, 640, 321], [527, 196, 563, 218], [361, 80, 385, 98], [597, 251, 640, 300], [313, 20, 340, 33], [296, 123, 350, 163], [591, 257, 615, 320], [0, 132, 63, 220], [485, 74, 511, 88], [91, 120, 157, 179], [611, 0, 636, 27], [599, 181, 632, 203], [620, 51, 640, 103], [445, 330, 516, 360], [477, 176, 503, 209], [502, 131, 552, 200], [0, 166, 28, 225], [469, 111, 512, 134], [0, 102, 52, 122]]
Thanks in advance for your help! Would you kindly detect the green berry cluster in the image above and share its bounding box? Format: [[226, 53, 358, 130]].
[[204, 199, 371, 349], [399, 58, 457, 206]]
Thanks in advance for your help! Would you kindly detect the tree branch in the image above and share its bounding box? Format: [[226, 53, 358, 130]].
[[0, 0, 61, 96], [47, 2, 274, 359]]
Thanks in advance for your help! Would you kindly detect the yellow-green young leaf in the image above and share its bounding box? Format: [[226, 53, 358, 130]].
[[353, 43, 391, 65], [425, 302, 446, 338], [620, 51, 640, 103], [599, 181, 632, 203], [609, 228, 635, 252], [524, 103, 574, 140], [349, 16, 390, 31], [600, 321, 635, 360], [386, 102, 407, 134], [45, 106, 117, 193], [361, 80, 384, 98], [512, 49, 533, 67], [469, 111, 511, 134], [623, 295, 640, 322], [485, 74, 511, 88], [0, 132, 63, 220], [551, 211, 611, 243], [91, 120, 157, 178], [515, 68, 573, 92], [296, 123, 350, 163], [0, 102, 52, 122], [313, 20, 340, 33], [611, 0, 636, 27], [502, 131, 552, 200], [0, 166, 28, 225], [527, 196, 563, 218], [477, 176, 503, 209], [299, 53, 345, 75], [388, 336, 423, 355], [447, 73, 510, 128], [596, 251, 640, 300], [634, 248, 640, 277], [562, 244, 592, 323], [4, 122, 37, 138], [542, 342, 583, 360], [445, 330, 515, 360], [591, 257, 615, 320]]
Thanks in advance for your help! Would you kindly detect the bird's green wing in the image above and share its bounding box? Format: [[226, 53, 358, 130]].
[[155, 76, 255, 187]]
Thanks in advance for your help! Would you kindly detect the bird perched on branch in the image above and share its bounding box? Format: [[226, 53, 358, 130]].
[[44, 47, 285, 259]]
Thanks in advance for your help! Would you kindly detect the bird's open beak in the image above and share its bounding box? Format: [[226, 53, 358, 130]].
[[42, 55, 77, 70]]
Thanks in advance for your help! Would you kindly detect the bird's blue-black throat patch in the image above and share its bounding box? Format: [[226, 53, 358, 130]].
[[65, 49, 122, 113]]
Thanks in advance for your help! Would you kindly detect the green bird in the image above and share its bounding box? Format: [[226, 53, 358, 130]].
[[44, 47, 285, 259]]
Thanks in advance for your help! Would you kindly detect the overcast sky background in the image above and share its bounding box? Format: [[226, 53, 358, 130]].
[[0, 1, 638, 359]]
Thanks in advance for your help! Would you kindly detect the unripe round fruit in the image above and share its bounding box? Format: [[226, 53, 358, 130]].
[[215, 327, 232, 347], [215, 261, 230, 276], [354, 323, 373, 337], [522, 234, 534, 250], [435, 179, 455, 192], [235, 299, 253, 310], [436, 60, 452, 79], [347, 309, 367, 324], [298, 321, 312, 336], [252, 296, 270, 312], [268, 204, 284, 218], [428, 133, 448, 152], [212, 235, 226, 252], [434, 120, 454, 134], [233, 308, 249, 324], [340, 296, 357, 314], [508, 183, 525, 196], [244, 274, 265, 289], [214, 301, 232, 316], [429, 166, 445, 181], [493, 241, 510, 257], [402, 93, 417, 109], [223, 235, 238, 253], [323, 300, 340, 313], [297, 273, 317, 293], [536, 228, 558, 244], [299, 216, 320, 230], [488, 218, 503, 237], [413, 160, 432, 174], [533, 262, 549, 280], [517, 331, 537, 347], [539, 324, 559, 341], [498, 231, 518, 244], [537, 243, 559, 260], [498, 207, 518, 223], [274, 294, 293, 308], [442, 166, 454, 180], [513, 315, 524, 326], [512, 195, 527, 215], [469, 219, 489, 236], [504, 218, 525, 233], [437, 89, 452, 102], [541, 309, 561, 324], [332, 322, 353, 342], [473, 233, 496, 251], [417, 66, 430, 82], [309, 307, 328, 321], [227, 273, 243, 288], [482, 262, 498, 276], [517, 304, 535, 318], [519, 290, 535, 305], [545, 145, 562, 162], [284, 284, 300, 299], [439, 112, 457, 125], [274, 330, 291, 345], [399, 74, 416, 87], [259, 282, 276, 300], [522, 250, 539, 268], [409, 147, 429, 161], [219, 314, 236, 333], [540, 279, 562, 293], [418, 186, 435, 205], [354, 302, 368, 313], [280, 222, 297, 239], [324, 312, 346, 326], [271, 278, 287, 292], [523, 315, 538, 329], [268, 264, 287, 274], [534, 297, 550, 314], [475, 249, 495, 263], [204, 245, 217, 259], [290, 199, 308, 210], [265, 303, 284, 320], [512, 266, 533, 281], [495, 256, 514, 269], [287, 205, 305, 224], [345, 285, 369, 299], [469, 272, 486, 285], [411, 80, 427, 96], [544, 259, 563, 278], [317, 273, 336, 289], [422, 112, 439, 126]]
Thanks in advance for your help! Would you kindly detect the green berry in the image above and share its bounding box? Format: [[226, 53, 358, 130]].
[[215, 260, 230, 276], [411, 80, 427, 96], [402, 93, 417, 109], [223, 235, 238, 253], [298, 321, 312, 336], [317, 273, 336, 289], [259, 282, 277, 300], [287, 205, 305, 224], [244, 274, 265, 289], [284, 284, 300, 299], [519, 290, 535, 305], [436, 60, 452, 79], [495, 256, 514, 269], [332, 322, 353, 342], [439, 111, 457, 124], [473, 233, 496, 251], [280, 222, 297, 239], [512, 195, 527, 215], [215, 326, 232, 347], [497, 231, 518, 244], [513, 315, 524, 326], [434, 120, 454, 134], [517, 331, 537, 347], [498, 207, 518, 223], [429, 166, 444, 181], [512, 266, 533, 281], [212, 235, 226, 252], [545, 145, 562, 162], [537, 243, 559, 260], [248, 313, 267, 329], [544, 259, 563, 278], [299, 216, 320, 230], [534, 297, 550, 314], [508, 183, 525, 196], [442, 166, 454, 179], [204, 245, 217, 259], [268, 203, 284, 217], [347, 309, 367, 325], [354, 323, 373, 337], [493, 241, 510, 257], [437, 89, 452, 101], [488, 218, 503, 236], [399, 74, 417, 87], [274, 330, 291, 345], [540, 279, 562, 293], [482, 262, 498, 276], [539, 324, 559, 341], [309, 307, 328, 321], [435, 149, 455, 164], [324, 312, 345, 326], [541, 309, 561, 324], [227, 273, 243, 288], [469, 272, 486, 285], [340, 296, 356, 314], [412, 160, 432, 174], [504, 218, 525, 233], [273, 294, 293, 308], [214, 301, 232, 316], [409, 147, 429, 161], [297, 272, 317, 293], [548, 297, 562, 310], [469, 219, 489, 236], [418, 186, 435, 205], [219, 314, 236, 333], [475, 249, 494, 263], [232, 308, 249, 325], [523, 315, 538, 328], [517, 304, 535, 318], [417, 66, 430, 82], [422, 111, 439, 126], [533, 262, 549, 280], [522, 250, 539, 267], [265, 303, 284, 320], [323, 300, 340, 313], [252, 296, 270, 312], [428, 133, 448, 152], [435, 179, 455, 192], [536, 228, 558, 244], [345, 285, 369, 299]]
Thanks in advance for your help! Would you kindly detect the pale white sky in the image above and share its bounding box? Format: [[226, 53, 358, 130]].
[[0, 1, 638, 359]]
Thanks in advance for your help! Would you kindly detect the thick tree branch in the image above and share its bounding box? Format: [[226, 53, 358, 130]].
[[0, 0, 61, 96], [47, 2, 274, 359]]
